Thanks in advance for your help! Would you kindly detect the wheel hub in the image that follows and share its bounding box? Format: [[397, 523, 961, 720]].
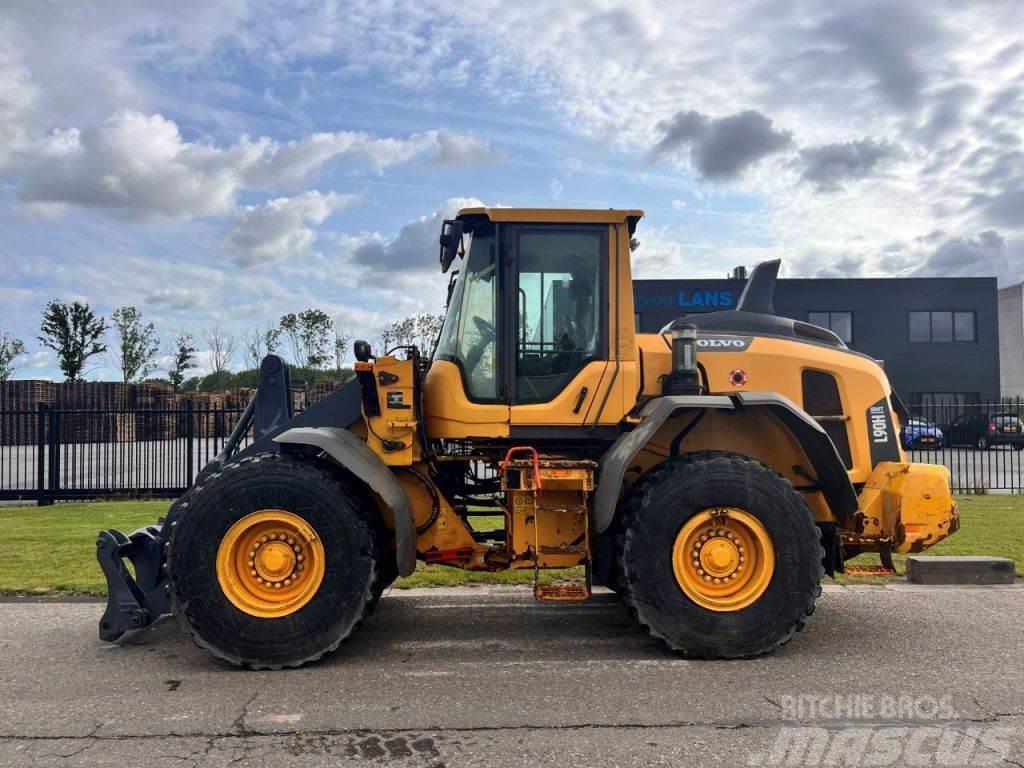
[[253, 540, 298, 583], [672, 507, 775, 612], [699, 537, 741, 576], [216, 509, 325, 618]]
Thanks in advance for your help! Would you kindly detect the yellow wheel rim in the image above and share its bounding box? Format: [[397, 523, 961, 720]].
[[216, 509, 326, 618], [672, 507, 775, 612]]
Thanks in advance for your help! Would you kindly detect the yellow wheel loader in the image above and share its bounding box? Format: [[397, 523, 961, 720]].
[[97, 208, 959, 669]]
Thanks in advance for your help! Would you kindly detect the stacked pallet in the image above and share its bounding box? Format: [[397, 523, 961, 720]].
[[0, 375, 345, 446]]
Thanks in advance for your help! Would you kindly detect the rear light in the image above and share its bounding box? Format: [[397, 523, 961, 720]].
[[988, 422, 997, 432]]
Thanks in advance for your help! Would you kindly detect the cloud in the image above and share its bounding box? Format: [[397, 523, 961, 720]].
[[974, 187, 1024, 228], [0, 51, 37, 167], [350, 197, 484, 273], [914, 230, 1010, 278], [144, 287, 211, 311], [15, 111, 253, 217], [651, 109, 793, 180], [815, 2, 941, 109], [12, 111, 503, 218], [426, 132, 506, 167], [228, 191, 356, 267], [799, 138, 905, 192]]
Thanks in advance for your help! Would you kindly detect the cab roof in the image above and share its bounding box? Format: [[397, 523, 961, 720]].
[[457, 207, 644, 233]]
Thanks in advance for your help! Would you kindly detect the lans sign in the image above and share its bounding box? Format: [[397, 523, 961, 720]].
[[635, 289, 735, 310], [678, 289, 733, 309]]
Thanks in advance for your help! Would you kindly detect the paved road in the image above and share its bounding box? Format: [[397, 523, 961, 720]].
[[1, 586, 1022, 767]]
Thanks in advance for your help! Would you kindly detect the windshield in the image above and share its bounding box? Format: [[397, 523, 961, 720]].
[[433, 224, 498, 399]]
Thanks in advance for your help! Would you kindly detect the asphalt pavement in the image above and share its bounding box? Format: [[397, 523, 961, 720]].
[[0, 585, 1022, 767]]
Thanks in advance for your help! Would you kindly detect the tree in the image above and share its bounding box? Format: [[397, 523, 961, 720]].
[[244, 323, 282, 369], [0, 331, 27, 381], [279, 309, 332, 369], [379, 313, 445, 354], [332, 316, 351, 373], [38, 300, 108, 381], [202, 325, 238, 374], [110, 306, 160, 383], [167, 332, 198, 392]]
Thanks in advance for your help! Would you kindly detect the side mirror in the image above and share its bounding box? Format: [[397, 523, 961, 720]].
[[353, 339, 373, 362], [439, 219, 464, 273]]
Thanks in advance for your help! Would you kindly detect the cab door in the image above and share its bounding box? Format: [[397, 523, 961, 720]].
[[507, 225, 613, 429], [423, 221, 510, 439]]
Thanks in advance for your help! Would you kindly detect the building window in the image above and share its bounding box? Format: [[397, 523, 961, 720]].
[[807, 311, 853, 344], [908, 311, 976, 343]]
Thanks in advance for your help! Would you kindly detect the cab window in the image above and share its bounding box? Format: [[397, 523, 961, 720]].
[[514, 229, 604, 403], [434, 226, 498, 400]]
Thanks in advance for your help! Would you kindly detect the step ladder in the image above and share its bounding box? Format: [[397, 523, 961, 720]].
[[499, 447, 593, 602]]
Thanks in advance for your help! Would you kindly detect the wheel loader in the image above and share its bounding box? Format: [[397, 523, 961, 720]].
[[97, 207, 959, 669]]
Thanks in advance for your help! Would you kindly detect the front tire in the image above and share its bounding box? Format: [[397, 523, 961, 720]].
[[167, 453, 380, 669], [617, 451, 822, 659]]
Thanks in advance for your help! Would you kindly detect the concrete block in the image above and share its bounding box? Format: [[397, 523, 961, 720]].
[[907, 556, 1015, 585]]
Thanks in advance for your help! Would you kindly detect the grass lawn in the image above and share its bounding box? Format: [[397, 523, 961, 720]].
[[0, 495, 1019, 595]]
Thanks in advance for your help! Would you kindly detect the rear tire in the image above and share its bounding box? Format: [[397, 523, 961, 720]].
[[977, 436, 990, 450], [617, 451, 823, 659], [167, 453, 380, 670]]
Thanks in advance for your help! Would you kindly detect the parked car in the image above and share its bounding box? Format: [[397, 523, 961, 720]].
[[901, 417, 944, 449], [943, 412, 1024, 450]]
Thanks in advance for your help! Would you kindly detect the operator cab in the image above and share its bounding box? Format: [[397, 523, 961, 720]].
[[423, 207, 643, 440]]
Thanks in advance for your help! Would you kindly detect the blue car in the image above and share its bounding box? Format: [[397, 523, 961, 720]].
[[901, 417, 944, 449]]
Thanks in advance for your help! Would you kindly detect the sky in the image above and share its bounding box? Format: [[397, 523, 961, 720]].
[[1, 0, 1023, 380]]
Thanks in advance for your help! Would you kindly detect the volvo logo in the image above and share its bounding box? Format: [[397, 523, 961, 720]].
[[698, 338, 746, 348], [695, 336, 752, 351]]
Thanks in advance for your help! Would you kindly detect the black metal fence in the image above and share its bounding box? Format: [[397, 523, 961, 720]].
[[0, 403, 250, 504], [901, 401, 1023, 494], [1, 401, 1022, 504]]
